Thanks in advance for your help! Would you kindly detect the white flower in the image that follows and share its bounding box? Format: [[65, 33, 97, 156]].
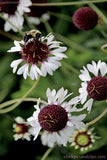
[[3, 12, 24, 32], [17, 0, 32, 15], [27, 88, 86, 147], [8, 33, 67, 80], [13, 116, 31, 141], [28, 13, 50, 25], [2, 0, 32, 32], [78, 60, 107, 112]]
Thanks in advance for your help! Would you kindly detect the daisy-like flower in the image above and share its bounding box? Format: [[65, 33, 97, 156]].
[[0, 0, 32, 32], [72, 7, 98, 30], [78, 60, 107, 112], [71, 128, 95, 151], [13, 116, 31, 141], [27, 0, 50, 25], [8, 32, 67, 80], [27, 87, 86, 147]]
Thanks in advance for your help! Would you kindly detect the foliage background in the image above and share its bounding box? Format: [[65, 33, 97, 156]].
[[0, 0, 107, 159]]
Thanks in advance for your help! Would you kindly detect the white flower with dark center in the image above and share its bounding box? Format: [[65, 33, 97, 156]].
[[13, 116, 31, 141], [0, 0, 32, 32], [8, 33, 67, 80], [27, 88, 86, 147], [78, 60, 107, 112]]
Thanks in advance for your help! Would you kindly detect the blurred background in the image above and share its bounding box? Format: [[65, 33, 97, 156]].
[[0, 0, 107, 159]]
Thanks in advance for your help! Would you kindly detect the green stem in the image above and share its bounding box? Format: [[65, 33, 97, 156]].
[[0, 75, 41, 113], [62, 61, 80, 75], [48, 11, 72, 22], [0, 13, 24, 36], [101, 44, 107, 53], [0, 29, 21, 40], [32, 0, 107, 6], [42, 18, 54, 33], [88, 3, 107, 25], [0, 97, 48, 109], [24, 14, 37, 30], [87, 108, 107, 126], [41, 144, 57, 160], [56, 33, 86, 52]]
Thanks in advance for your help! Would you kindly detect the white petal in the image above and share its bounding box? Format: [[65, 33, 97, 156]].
[[28, 17, 40, 25], [29, 125, 41, 140], [71, 114, 86, 129], [100, 61, 107, 76], [79, 82, 88, 104], [17, 63, 29, 79], [46, 35, 54, 45], [79, 66, 91, 81], [8, 40, 22, 52], [87, 61, 101, 76], [46, 88, 57, 104], [18, 0, 32, 15], [29, 65, 42, 80], [83, 98, 93, 113], [41, 60, 61, 77], [41, 13, 50, 22], [15, 116, 24, 123], [56, 87, 68, 104], [10, 59, 23, 73]]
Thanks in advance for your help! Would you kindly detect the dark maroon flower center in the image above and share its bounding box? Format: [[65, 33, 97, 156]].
[[38, 105, 68, 132], [0, 0, 19, 15], [75, 131, 91, 147], [72, 7, 98, 30], [21, 41, 49, 64], [87, 76, 107, 101], [15, 123, 28, 134], [27, 0, 48, 18]]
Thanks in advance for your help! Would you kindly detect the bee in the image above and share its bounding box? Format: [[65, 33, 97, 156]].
[[24, 30, 42, 45]]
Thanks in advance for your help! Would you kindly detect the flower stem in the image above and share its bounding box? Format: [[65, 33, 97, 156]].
[[0, 97, 48, 109], [88, 3, 107, 25], [48, 11, 72, 22], [0, 76, 41, 113], [0, 29, 21, 40], [41, 144, 57, 160], [87, 108, 107, 126], [32, 0, 107, 6], [0, 13, 24, 36], [101, 44, 107, 53], [56, 33, 86, 52], [42, 18, 53, 33], [24, 14, 37, 30], [62, 61, 80, 75]]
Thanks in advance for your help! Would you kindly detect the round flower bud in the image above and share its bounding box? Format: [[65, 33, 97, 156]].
[[72, 7, 98, 30]]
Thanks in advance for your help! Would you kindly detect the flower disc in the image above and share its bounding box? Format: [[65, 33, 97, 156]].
[[87, 76, 107, 101], [38, 105, 68, 132], [21, 40, 49, 64]]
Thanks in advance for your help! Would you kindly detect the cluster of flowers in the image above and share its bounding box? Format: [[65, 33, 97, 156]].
[[0, 0, 49, 31], [1, 0, 106, 151]]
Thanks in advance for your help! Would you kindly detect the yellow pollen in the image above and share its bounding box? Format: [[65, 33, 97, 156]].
[[89, 83, 103, 95], [15, 126, 22, 133], [77, 134, 89, 146]]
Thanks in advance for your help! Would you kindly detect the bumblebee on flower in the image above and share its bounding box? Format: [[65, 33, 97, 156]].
[[8, 30, 67, 80]]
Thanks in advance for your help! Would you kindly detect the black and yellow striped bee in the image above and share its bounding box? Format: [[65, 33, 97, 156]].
[[24, 30, 42, 45]]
